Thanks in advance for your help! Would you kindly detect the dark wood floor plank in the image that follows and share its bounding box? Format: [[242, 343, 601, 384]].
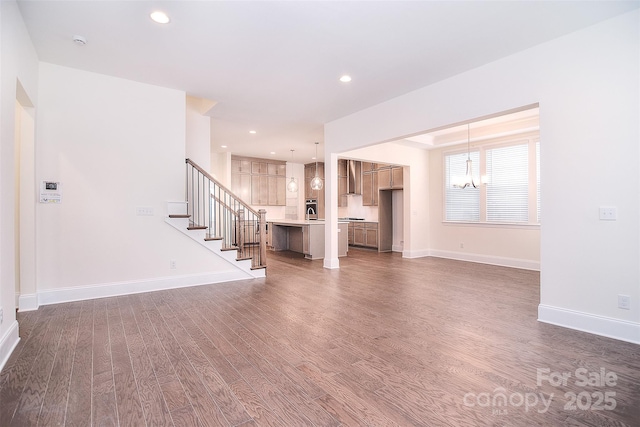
[[107, 301, 146, 426], [119, 299, 174, 426], [36, 301, 83, 426], [10, 305, 69, 426], [0, 307, 54, 426], [91, 300, 118, 426], [64, 300, 94, 427], [154, 294, 251, 426], [148, 294, 231, 427], [2, 250, 640, 426]]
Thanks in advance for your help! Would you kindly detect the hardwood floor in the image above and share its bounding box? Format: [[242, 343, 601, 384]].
[[1, 249, 639, 426]]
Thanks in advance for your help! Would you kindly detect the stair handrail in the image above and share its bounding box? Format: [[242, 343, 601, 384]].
[[185, 158, 266, 269], [186, 159, 260, 217]]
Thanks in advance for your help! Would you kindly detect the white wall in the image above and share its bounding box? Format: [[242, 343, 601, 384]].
[[0, 0, 40, 370], [185, 95, 211, 171], [325, 11, 639, 343], [34, 63, 235, 304]]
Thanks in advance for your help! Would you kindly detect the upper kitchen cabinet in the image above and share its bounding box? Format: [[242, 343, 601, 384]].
[[338, 159, 348, 207], [231, 155, 286, 206], [362, 168, 378, 206], [378, 165, 403, 189]]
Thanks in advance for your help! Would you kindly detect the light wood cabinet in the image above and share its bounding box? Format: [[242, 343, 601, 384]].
[[349, 221, 378, 249], [268, 163, 286, 176], [362, 170, 378, 206], [378, 166, 403, 189], [338, 159, 348, 207], [231, 158, 251, 174], [267, 176, 286, 205], [251, 175, 268, 205], [232, 155, 286, 206]]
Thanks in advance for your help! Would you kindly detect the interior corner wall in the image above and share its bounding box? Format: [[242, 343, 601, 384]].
[[186, 95, 211, 171], [34, 63, 235, 305], [0, 0, 39, 370], [325, 10, 639, 343]]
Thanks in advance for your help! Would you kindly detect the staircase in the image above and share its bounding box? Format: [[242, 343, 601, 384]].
[[165, 159, 266, 279]]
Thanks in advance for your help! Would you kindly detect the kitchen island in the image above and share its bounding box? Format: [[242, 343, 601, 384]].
[[268, 219, 348, 260]]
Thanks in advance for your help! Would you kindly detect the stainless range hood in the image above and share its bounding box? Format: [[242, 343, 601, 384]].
[[347, 160, 361, 195]]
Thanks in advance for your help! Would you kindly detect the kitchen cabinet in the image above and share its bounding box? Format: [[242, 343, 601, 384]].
[[231, 173, 251, 201], [268, 176, 286, 205], [378, 166, 403, 189], [232, 155, 286, 206], [362, 170, 378, 206], [269, 220, 348, 260], [349, 221, 378, 249], [231, 158, 251, 174], [338, 159, 348, 207], [251, 175, 269, 205], [268, 163, 286, 176]]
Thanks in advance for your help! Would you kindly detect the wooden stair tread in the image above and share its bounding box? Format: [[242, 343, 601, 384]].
[[250, 265, 267, 270], [187, 225, 207, 230], [168, 214, 190, 218], [204, 236, 223, 241]]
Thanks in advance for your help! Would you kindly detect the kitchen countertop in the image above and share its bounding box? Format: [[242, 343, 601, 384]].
[[268, 219, 350, 225]]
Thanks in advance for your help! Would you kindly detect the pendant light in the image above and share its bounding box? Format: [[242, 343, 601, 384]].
[[287, 149, 298, 192], [310, 142, 323, 190], [454, 124, 478, 189]]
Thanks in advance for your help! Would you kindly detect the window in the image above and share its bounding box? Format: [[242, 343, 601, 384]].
[[486, 143, 529, 223], [445, 151, 479, 221], [444, 137, 539, 225]]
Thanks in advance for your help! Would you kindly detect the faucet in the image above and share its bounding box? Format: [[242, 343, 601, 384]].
[[306, 207, 314, 220]]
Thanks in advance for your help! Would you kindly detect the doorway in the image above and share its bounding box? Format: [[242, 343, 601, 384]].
[[378, 189, 404, 253], [15, 81, 36, 311]]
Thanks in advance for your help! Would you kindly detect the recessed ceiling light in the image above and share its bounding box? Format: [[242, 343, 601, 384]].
[[270, 151, 276, 155], [221, 145, 227, 148], [249, 130, 257, 134], [150, 11, 170, 24], [339, 75, 352, 83]]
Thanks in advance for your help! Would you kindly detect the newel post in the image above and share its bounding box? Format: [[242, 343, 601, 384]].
[[259, 209, 267, 267], [237, 208, 245, 257]]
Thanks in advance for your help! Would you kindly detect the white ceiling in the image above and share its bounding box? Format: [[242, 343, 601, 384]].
[[17, 1, 639, 163]]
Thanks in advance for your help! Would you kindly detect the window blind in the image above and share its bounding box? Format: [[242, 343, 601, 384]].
[[486, 144, 529, 223], [445, 151, 480, 221]]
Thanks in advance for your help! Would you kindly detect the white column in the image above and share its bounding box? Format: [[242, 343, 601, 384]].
[[323, 151, 340, 269]]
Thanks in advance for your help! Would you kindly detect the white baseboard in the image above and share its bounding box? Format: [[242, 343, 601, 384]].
[[18, 294, 39, 312], [0, 321, 20, 373], [402, 248, 431, 258], [323, 257, 340, 269], [429, 249, 540, 271], [36, 270, 251, 307], [538, 304, 640, 345]]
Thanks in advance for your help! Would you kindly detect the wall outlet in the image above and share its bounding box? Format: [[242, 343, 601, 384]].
[[460, 243, 464, 249], [170, 260, 177, 269], [618, 294, 630, 310], [599, 207, 617, 221], [136, 207, 154, 216]]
